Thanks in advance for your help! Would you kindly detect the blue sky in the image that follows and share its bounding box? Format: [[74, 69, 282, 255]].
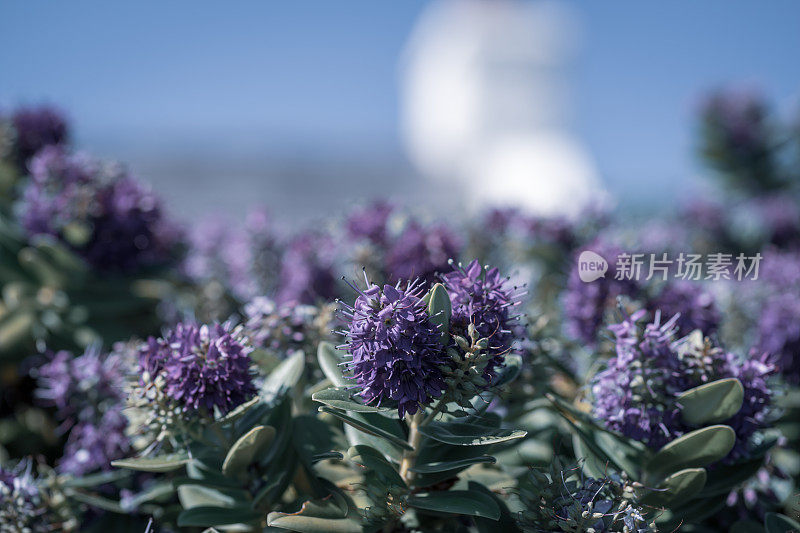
[[1, 0, 798, 209]]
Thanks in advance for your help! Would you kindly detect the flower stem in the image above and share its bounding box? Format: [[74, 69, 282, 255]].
[[398, 412, 424, 484]]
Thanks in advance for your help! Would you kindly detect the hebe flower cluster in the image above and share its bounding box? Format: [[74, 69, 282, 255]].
[[517, 459, 655, 533], [9, 105, 69, 168], [345, 200, 394, 247], [184, 210, 283, 302], [341, 278, 450, 418], [242, 296, 334, 358], [592, 310, 774, 460], [563, 240, 639, 345], [646, 280, 720, 337], [385, 221, 461, 285], [277, 232, 339, 304], [35, 346, 130, 476], [442, 259, 524, 381], [18, 146, 181, 273], [139, 322, 257, 415], [756, 293, 800, 384], [752, 249, 800, 384], [0, 462, 63, 532]]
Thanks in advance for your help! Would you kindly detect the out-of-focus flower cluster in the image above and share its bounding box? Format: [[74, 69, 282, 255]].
[[17, 147, 182, 273], [591, 310, 774, 461]]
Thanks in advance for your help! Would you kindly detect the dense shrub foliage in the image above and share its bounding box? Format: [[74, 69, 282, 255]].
[[1, 94, 799, 532]]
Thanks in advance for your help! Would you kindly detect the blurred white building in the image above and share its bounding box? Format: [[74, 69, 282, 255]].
[[401, 0, 605, 217]]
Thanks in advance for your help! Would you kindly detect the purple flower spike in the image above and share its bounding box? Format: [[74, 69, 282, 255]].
[[443, 259, 524, 381], [341, 277, 450, 418], [140, 322, 257, 415]]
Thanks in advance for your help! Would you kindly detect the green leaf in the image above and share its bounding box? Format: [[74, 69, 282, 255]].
[[699, 456, 764, 497], [491, 354, 523, 388], [222, 425, 276, 477], [469, 482, 521, 533], [317, 342, 349, 387], [177, 484, 248, 509], [312, 452, 344, 463], [262, 350, 305, 398], [427, 283, 451, 345], [640, 468, 707, 507], [320, 406, 412, 450], [656, 494, 727, 528], [646, 425, 735, 478], [61, 469, 131, 488], [292, 414, 342, 469], [123, 482, 175, 510], [410, 455, 496, 473], [177, 505, 262, 527], [64, 490, 125, 513], [730, 521, 766, 533], [419, 421, 526, 446], [312, 387, 396, 415], [215, 396, 262, 426], [678, 378, 744, 426], [407, 490, 501, 520], [266, 514, 361, 533], [0, 308, 35, 351], [111, 452, 190, 473], [348, 445, 405, 486], [266, 492, 361, 533], [341, 411, 405, 463], [765, 513, 800, 533]]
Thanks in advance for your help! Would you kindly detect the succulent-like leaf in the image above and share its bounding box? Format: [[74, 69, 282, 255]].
[[469, 481, 522, 533], [312, 387, 396, 415], [0, 308, 35, 350], [640, 467, 707, 507], [656, 493, 728, 528], [410, 455, 496, 473], [730, 521, 766, 533], [348, 445, 405, 486], [646, 425, 735, 478], [292, 414, 343, 470], [764, 513, 800, 533], [177, 484, 244, 509], [342, 412, 405, 463], [176, 505, 261, 527], [261, 350, 305, 399], [491, 354, 523, 388], [317, 342, 349, 387], [407, 490, 500, 519], [266, 492, 361, 533], [112, 452, 190, 473], [426, 283, 451, 345], [419, 421, 526, 446], [699, 455, 764, 497], [215, 396, 262, 426], [678, 378, 744, 426], [319, 406, 413, 451], [222, 425, 276, 477], [123, 482, 175, 510]]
